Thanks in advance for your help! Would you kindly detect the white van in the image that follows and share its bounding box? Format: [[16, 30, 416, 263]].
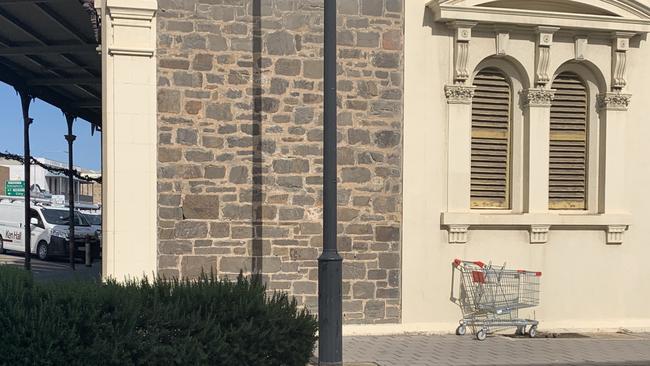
[[0, 201, 98, 260]]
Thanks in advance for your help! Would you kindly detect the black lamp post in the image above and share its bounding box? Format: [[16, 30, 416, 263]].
[[318, 0, 343, 365]]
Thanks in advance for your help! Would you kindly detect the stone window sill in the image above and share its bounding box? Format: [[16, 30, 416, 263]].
[[441, 212, 632, 244]]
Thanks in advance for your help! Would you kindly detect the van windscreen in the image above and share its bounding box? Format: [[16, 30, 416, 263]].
[[41, 209, 70, 225], [41, 209, 84, 226]]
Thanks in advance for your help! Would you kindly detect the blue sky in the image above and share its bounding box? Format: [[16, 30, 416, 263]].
[[0, 82, 101, 171]]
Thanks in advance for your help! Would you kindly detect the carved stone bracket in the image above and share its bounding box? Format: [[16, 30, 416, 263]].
[[449, 21, 476, 84], [535, 26, 559, 87], [597, 92, 632, 111], [606, 225, 628, 245], [529, 225, 550, 244], [521, 88, 556, 107], [448, 225, 469, 244], [445, 85, 476, 104], [611, 32, 635, 91]]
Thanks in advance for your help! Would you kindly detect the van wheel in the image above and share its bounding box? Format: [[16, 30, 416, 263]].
[[37, 242, 49, 261], [0, 236, 5, 254]]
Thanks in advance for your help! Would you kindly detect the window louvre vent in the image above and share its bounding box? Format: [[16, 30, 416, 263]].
[[471, 69, 511, 209], [550, 72, 588, 210]]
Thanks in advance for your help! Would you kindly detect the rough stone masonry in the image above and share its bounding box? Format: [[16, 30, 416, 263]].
[[157, 0, 403, 324]]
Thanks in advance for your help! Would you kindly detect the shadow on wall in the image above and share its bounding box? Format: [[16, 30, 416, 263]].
[[251, 0, 264, 280], [423, 5, 449, 37]]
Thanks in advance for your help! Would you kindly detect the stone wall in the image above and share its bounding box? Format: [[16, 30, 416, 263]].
[[157, 0, 403, 324]]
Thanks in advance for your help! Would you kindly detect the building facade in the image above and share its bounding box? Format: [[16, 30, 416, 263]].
[[0, 166, 8, 196], [100, 0, 650, 332], [0, 158, 99, 204]]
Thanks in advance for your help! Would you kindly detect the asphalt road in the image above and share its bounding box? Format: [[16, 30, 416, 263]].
[[0, 251, 101, 282]]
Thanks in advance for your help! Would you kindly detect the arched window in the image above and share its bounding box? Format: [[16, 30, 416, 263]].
[[549, 72, 588, 210], [471, 68, 512, 209]]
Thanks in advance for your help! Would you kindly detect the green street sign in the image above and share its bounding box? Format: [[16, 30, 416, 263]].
[[5, 180, 25, 197]]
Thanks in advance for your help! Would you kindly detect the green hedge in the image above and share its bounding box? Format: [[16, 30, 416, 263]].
[[0, 266, 317, 366]]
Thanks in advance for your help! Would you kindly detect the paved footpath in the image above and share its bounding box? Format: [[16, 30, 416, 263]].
[[336, 333, 650, 366]]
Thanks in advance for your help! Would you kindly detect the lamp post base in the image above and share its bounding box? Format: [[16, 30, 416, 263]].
[[318, 251, 343, 366]]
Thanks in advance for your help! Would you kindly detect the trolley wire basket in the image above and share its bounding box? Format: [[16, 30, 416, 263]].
[[450, 259, 542, 340]]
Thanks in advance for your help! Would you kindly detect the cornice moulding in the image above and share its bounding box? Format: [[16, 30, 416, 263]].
[[428, 4, 650, 33], [108, 47, 155, 57]]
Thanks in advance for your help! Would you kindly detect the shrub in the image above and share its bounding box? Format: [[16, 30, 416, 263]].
[[0, 266, 317, 366]]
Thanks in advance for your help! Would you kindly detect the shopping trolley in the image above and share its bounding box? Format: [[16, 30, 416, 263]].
[[450, 259, 542, 340]]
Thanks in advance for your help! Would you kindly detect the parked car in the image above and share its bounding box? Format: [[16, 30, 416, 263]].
[[0, 201, 99, 261], [80, 212, 101, 239]]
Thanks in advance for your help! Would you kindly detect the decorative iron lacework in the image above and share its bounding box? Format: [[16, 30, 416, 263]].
[[80, 0, 101, 43], [0, 151, 101, 184]]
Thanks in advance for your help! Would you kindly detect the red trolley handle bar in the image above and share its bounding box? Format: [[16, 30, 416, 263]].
[[453, 258, 485, 268], [517, 269, 542, 276], [453, 259, 542, 276]]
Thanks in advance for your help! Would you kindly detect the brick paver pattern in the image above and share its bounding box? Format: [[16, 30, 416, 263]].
[[341, 333, 650, 366]]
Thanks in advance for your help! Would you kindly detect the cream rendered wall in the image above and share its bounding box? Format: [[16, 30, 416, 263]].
[[101, 0, 158, 280], [401, 0, 650, 332]]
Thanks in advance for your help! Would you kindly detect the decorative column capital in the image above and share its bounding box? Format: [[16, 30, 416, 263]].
[[597, 93, 632, 111], [445, 85, 475, 104], [521, 88, 555, 107], [105, 0, 157, 57]]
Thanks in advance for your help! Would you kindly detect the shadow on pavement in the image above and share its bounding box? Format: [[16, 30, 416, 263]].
[[499, 363, 650, 366]]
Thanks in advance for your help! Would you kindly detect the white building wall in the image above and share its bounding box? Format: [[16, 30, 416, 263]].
[[395, 0, 650, 334], [8, 164, 49, 192]]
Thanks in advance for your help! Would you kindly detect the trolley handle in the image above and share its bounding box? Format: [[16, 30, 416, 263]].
[[453, 258, 485, 268], [516, 269, 543, 277]]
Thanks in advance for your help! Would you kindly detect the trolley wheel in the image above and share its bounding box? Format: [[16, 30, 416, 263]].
[[456, 325, 466, 336], [515, 326, 526, 336], [528, 326, 537, 338], [476, 329, 487, 341]]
